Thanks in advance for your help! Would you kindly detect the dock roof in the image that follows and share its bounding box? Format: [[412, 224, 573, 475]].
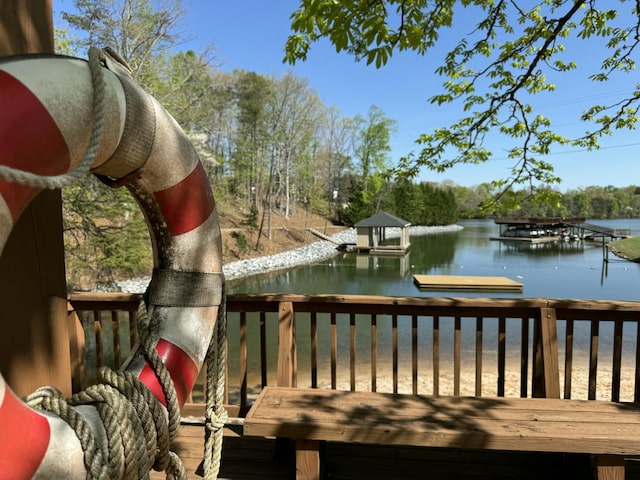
[[354, 211, 411, 228]]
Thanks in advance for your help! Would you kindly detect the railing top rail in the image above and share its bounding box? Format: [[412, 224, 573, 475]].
[[224, 293, 640, 313], [68, 292, 640, 315], [70, 292, 142, 302]]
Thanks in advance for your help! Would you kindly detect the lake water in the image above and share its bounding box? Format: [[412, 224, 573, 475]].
[[228, 218, 640, 301], [222, 218, 640, 400]]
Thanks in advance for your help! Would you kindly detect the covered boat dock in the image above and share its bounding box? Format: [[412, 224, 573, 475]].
[[492, 217, 586, 242], [493, 217, 631, 243], [354, 211, 411, 254]]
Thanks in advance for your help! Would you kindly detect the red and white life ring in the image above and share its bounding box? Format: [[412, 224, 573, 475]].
[[0, 50, 223, 478]]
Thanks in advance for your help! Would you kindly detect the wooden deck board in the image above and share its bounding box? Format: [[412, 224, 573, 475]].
[[149, 399, 640, 480], [244, 387, 640, 455], [413, 274, 523, 292]]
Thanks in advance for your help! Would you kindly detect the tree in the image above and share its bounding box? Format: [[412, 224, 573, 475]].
[[315, 106, 356, 213], [352, 105, 397, 211], [62, 0, 186, 81], [151, 50, 216, 126], [389, 179, 422, 223], [58, 0, 200, 288], [231, 70, 272, 203], [285, 1, 640, 209], [265, 72, 322, 219], [338, 177, 375, 225], [63, 179, 152, 289], [354, 105, 396, 185]]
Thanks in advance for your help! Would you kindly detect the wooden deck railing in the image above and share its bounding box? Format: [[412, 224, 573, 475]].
[[68, 293, 640, 412]]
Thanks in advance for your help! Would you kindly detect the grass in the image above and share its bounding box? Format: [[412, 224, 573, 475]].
[[609, 236, 640, 262]]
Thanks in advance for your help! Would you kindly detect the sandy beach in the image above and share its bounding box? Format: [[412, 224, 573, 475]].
[[224, 348, 638, 404]]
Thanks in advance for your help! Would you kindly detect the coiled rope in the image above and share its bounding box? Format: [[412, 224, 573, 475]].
[[2, 47, 227, 478], [26, 301, 186, 479], [26, 297, 227, 480]]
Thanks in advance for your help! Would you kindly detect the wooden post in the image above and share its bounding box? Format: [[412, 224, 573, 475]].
[[277, 301, 296, 387], [295, 439, 321, 480], [0, 0, 72, 397], [594, 455, 625, 480], [540, 307, 560, 398], [532, 307, 560, 398], [67, 304, 86, 392]]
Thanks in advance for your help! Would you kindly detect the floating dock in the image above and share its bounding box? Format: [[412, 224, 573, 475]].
[[413, 274, 523, 292]]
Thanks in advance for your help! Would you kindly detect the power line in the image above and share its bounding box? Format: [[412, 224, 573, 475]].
[[488, 141, 640, 162]]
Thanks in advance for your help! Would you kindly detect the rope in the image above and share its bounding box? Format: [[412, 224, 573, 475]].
[[26, 302, 186, 480], [0, 46, 106, 189], [203, 287, 228, 479]]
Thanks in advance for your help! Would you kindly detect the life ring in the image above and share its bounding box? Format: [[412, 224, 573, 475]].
[[0, 49, 223, 478]]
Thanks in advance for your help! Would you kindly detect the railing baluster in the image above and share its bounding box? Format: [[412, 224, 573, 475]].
[[128, 310, 136, 351], [310, 312, 317, 389], [433, 315, 440, 396], [412, 314, 418, 395], [454, 316, 461, 396], [112, 311, 121, 369], [240, 311, 247, 406], [475, 317, 483, 397], [330, 312, 337, 390], [520, 317, 529, 398], [260, 311, 267, 388], [635, 322, 640, 403], [498, 317, 506, 397], [589, 321, 599, 400], [565, 319, 574, 399], [350, 313, 356, 391], [392, 314, 398, 394], [611, 320, 623, 402], [371, 314, 377, 392], [94, 310, 103, 370]]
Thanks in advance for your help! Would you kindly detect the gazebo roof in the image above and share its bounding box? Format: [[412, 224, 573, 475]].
[[354, 211, 411, 228]]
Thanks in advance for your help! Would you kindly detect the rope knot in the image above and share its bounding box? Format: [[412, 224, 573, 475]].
[[205, 407, 229, 433]]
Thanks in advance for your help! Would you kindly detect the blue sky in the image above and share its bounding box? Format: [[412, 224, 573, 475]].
[[57, 0, 640, 191]]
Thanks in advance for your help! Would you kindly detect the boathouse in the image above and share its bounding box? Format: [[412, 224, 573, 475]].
[[354, 211, 411, 254]]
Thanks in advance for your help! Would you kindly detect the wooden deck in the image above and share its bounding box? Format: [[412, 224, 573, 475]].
[[69, 293, 640, 479], [151, 403, 640, 480], [244, 386, 640, 479], [153, 424, 600, 480]]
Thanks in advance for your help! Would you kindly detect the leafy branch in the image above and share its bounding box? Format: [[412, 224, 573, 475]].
[[286, 0, 640, 208]]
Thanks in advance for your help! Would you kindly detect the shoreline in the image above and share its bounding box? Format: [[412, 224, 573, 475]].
[[115, 224, 463, 292]]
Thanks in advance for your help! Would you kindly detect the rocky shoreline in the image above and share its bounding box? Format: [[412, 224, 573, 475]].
[[114, 224, 463, 293]]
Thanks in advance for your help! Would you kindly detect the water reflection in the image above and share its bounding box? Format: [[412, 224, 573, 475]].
[[495, 239, 585, 257], [406, 231, 460, 271]]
